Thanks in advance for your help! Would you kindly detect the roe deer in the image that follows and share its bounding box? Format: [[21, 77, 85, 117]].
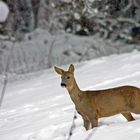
[[54, 64, 140, 130]]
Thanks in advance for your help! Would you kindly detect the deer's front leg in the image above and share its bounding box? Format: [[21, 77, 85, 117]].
[[77, 111, 91, 130], [82, 116, 91, 130]]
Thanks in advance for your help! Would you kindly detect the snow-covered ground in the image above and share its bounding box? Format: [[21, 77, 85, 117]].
[[1, 51, 140, 140]]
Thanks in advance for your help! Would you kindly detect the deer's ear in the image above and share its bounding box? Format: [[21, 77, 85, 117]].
[[54, 66, 64, 75], [68, 64, 75, 73]]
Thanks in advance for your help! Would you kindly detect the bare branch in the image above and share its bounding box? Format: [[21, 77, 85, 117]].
[[0, 38, 16, 109], [66, 110, 77, 140], [117, 17, 140, 26]]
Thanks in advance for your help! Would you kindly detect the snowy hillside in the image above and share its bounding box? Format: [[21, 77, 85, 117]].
[[1, 51, 140, 140]]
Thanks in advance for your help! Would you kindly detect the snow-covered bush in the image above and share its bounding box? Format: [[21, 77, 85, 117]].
[[0, 29, 140, 74]]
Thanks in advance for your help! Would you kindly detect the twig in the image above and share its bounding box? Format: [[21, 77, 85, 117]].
[[123, 0, 132, 13], [67, 110, 77, 140], [47, 39, 55, 68], [53, 12, 70, 18]]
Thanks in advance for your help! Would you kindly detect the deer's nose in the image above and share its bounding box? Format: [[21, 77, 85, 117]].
[[61, 83, 66, 87]]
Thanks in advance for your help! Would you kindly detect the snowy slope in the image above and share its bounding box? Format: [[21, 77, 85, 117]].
[[1, 51, 140, 140]]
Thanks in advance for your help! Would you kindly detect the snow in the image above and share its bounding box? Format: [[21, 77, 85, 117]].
[[0, 1, 9, 22], [0, 51, 140, 140], [74, 13, 80, 20]]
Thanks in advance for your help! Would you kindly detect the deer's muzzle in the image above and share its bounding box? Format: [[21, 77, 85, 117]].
[[61, 83, 66, 87]]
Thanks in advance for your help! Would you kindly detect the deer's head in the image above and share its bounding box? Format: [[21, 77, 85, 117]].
[[54, 64, 75, 90]]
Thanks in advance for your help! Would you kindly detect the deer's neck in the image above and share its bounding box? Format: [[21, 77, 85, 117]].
[[67, 79, 82, 103]]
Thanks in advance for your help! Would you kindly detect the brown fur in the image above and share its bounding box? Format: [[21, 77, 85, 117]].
[[54, 64, 140, 130]]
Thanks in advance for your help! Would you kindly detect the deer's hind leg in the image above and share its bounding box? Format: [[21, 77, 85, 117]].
[[122, 112, 135, 121], [88, 113, 98, 128]]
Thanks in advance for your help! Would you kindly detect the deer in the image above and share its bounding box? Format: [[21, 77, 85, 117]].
[[54, 64, 140, 130]]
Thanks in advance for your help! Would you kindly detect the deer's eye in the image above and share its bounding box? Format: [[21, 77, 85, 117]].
[[67, 76, 70, 79]]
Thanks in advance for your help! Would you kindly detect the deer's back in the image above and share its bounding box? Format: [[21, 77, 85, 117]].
[[83, 86, 140, 117]]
